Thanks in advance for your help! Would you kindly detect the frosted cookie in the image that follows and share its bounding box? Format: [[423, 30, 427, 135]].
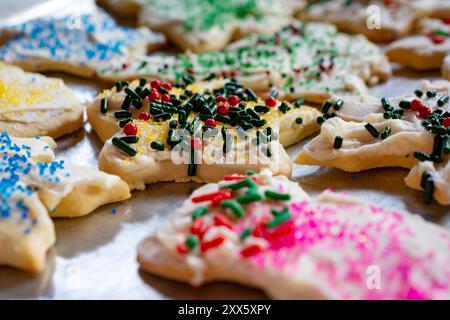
[[0, 10, 165, 79], [99, 22, 391, 104], [296, 80, 450, 205], [0, 62, 84, 139], [386, 17, 450, 77], [136, 0, 303, 53], [95, 79, 321, 190], [138, 172, 450, 299], [298, 0, 420, 43]]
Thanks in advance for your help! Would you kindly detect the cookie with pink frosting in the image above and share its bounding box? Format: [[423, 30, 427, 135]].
[[138, 171, 450, 299]]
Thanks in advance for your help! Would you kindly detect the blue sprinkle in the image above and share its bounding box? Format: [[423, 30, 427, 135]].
[[111, 208, 116, 215]]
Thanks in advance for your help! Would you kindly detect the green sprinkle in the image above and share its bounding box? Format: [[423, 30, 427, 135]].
[[246, 170, 256, 175], [220, 200, 245, 218], [293, 98, 304, 108], [365, 123, 379, 138], [321, 101, 333, 113], [114, 110, 131, 118], [334, 99, 344, 110], [266, 211, 291, 228], [438, 95, 449, 107], [119, 118, 132, 128], [100, 98, 108, 114], [119, 136, 139, 144], [399, 101, 411, 109], [139, 78, 147, 87], [383, 112, 392, 119], [271, 206, 289, 217], [254, 105, 270, 113], [264, 190, 291, 201], [443, 135, 450, 154], [381, 127, 392, 140], [333, 136, 343, 149], [414, 90, 423, 98], [192, 206, 207, 220], [414, 151, 431, 162], [317, 116, 325, 125], [112, 137, 137, 156], [431, 126, 447, 135], [124, 87, 140, 100], [295, 117, 303, 124], [420, 171, 431, 189], [237, 192, 264, 204], [188, 163, 196, 176], [423, 179, 435, 205], [186, 235, 198, 249], [151, 141, 164, 151], [240, 228, 251, 241], [221, 179, 257, 191], [426, 91, 437, 98]]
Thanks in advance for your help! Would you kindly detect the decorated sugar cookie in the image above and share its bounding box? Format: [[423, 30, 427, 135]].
[[298, 0, 421, 43], [138, 171, 450, 299], [0, 10, 165, 79], [0, 132, 131, 272], [386, 17, 450, 78], [99, 0, 304, 53], [296, 80, 450, 205], [0, 62, 84, 139], [94, 78, 321, 190], [99, 22, 391, 103]]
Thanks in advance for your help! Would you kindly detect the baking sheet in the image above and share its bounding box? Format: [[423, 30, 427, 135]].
[[0, 0, 449, 300]]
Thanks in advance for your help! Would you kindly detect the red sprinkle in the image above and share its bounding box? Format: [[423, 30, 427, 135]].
[[162, 82, 173, 90], [123, 122, 138, 136], [187, 68, 195, 75], [266, 222, 295, 241], [176, 243, 187, 255], [138, 112, 150, 121], [161, 93, 171, 102], [265, 97, 277, 107], [230, 70, 237, 77], [191, 137, 203, 150], [252, 224, 265, 237], [150, 80, 161, 89], [384, 0, 392, 5], [201, 236, 226, 252], [443, 117, 450, 128], [148, 89, 160, 101], [205, 118, 217, 127], [442, 17, 450, 25], [410, 99, 423, 111], [431, 35, 446, 44], [216, 96, 227, 103], [240, 244, 263, 258], [228, 95, 240, 106], [192, 189, 232, 203], [190, 218, 204, 235], [214, 214, 234, 230], [217, 105, 230, 115], [121, 63, 128, 69], [419, 106, 432, 118]]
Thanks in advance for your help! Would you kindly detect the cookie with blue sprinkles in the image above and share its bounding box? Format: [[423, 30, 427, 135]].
[[0, 132, 131, 272], [0, 10, 165, 80]]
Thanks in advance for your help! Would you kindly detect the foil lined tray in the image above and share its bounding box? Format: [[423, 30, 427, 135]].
[[0, 0, 448, 300]]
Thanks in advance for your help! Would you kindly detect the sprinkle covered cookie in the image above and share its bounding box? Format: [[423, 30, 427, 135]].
[[386, 17, 450, 79], [94, 78, 321, 190], [100, 0, 304, 52], [138, 171, 450, 299], [296, 80, 450, 205], [0, 10, 165, 79], [0, 62, 84, 139], [0, 132, 131, 272], [297, 0, 447, 43], [99, 22, 391, 103]]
